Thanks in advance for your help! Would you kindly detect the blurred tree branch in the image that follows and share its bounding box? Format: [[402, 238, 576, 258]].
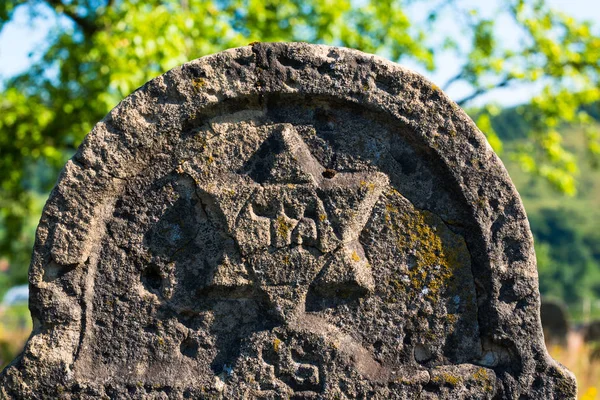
[[45, 0, 99, 36], [456, 76, 514, 106]]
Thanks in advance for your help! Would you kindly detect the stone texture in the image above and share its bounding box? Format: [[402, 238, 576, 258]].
[[0, 42, 576, 399]]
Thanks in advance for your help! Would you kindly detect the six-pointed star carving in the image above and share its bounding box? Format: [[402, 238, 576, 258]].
[[201, 124, 389, 321]]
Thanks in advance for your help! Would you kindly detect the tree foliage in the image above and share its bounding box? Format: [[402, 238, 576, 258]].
[[532, 208, 600, 306], [1, 0, 599, 292]]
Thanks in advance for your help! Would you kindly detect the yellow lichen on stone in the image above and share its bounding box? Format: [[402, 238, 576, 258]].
[[394, 376, 414, 385], [276, 216, 293, 238], [440, 373, 462, 386], [385, 203, 398, 213], [472, 368, 494, 392], [473, 368, 488, 380], [192, 77, 206, 91], [351, 251, 361, 262], [196, 134, 208, 150], [384, 194, 468, 302], [432, 372, 462, 386], [319, 214, 327, 222], [273, 338, 282, 353], [446, 313, 459, 324], [390, 279, 403, 291], [360, 180, 376, 192], [476, 196, 487, 209]]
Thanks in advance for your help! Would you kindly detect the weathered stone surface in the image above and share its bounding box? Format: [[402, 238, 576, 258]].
[[541, 298, 570, 347], [0, 43, 575, 399]]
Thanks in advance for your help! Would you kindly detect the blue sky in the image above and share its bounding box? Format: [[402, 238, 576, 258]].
[[0, 0, 598, 106]]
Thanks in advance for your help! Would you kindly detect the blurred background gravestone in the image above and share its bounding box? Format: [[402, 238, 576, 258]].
[[580, 320, 600, 365], [541, 298, 570, 347], [584, 320, 600, 344], [0, 43, 576, 399]]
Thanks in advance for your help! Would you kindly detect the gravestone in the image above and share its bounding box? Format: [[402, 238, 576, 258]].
[[584, 320, 600, 343], [583, 320, 600, 362], [541, 299, 570, 347], [0, 43, 575, 399]]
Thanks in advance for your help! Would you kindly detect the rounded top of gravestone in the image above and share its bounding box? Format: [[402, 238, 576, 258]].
[[1, 43, 575, 399]]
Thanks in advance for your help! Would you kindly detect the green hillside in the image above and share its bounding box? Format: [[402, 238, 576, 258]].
[[496, 114, 600, 320]]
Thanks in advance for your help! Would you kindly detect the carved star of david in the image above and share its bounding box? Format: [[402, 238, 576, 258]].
[[200, 124, 389, 321]]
